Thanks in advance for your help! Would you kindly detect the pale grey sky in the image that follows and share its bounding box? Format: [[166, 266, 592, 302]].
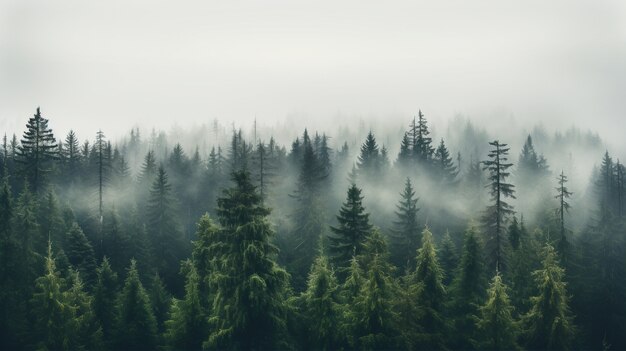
[[1, 0, 625, 144]]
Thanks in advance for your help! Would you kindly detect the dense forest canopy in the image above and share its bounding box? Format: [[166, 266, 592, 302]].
[[1, 107, 625, 350]]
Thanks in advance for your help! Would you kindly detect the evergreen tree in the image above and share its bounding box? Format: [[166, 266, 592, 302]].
[[508, 216, 521, 251], [328, 183, 373, 274], [555, 170, 573, 258], [434, 138, 458, 184], [94, 130, 110, 218], [206, 171, 290, 350], [475, 272, 520, 350], [164, 261, 207, 350], [16, 107, 58, 193], [146, 166, 185, 291], [114, 260, 158, 351], [66, 222, 97, 287], [30, 243, 76, 350], [38, 189, 66, 251], [439, 230, 458, 286], [62, 130, 81, 183], [190, 214, 218, 310], [481, 140, 516, 272], [411, 110, 435, 166], [396, 132, 412, 170], [93, 257, 118, 345], [411, 228, 447, 349], [522, 245, 575, 350], [356, 131, 381, 180], [349, 230, 401, 349], [448, 224, 488, 349], [101, 208, 130, 276], [389, 177, 421, 270], [149, 272, 171, 334], [65, 270, 103, 349]]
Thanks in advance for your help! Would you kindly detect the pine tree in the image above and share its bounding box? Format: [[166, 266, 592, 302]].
[[412, 110, 435, 166], [434, 139, 458, 184], [482, 140, 516, 272], [164, 261, 207, 350], [149, 272, 171, 334], [13, 182, 40, 281], [206, 171, 290, 350], [555, 171, 573, 259], [356, 131, 381, 180], [101, 208, 130, 275], [93, 257, 118, 345], [475, 272, 520, 350], [146, 166, 185, 291], [66, 222, 97, 287], [350, 230, 401, 349], [396, 132, 412, 170], [508, 216, 521, 250], [62, 130, 81, 183], [114, 260, 158, 351], [94, 130, 110, 218], [328, 183, 373, 273], [30, 242, 76, 350], [38, 188, 66, 253], [16, 107, 58, 193], [448, 224, 488, 349], [65, 270, 103, 349], [439, 231, 458, 286], [297, 255, 344, 350], [523, 245, 575, 350], [190, 214, 218, 311], [389, 177, 421, 270], [411, 228, 447, 349]]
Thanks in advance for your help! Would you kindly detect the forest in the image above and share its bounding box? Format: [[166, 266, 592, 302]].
[[0, 107, 625, 350]]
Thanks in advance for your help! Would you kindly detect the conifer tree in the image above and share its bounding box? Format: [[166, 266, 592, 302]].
[[17, 107, 58, 193], [206, 171, 290, 350], [190, 214, 218, 310], [62, 130, 81, 183], [475, 272, 520, 350], [114, 260, 158, 351], [30, 242, 76, 350], [396, 132, 412, 170], [482, 140, 516, 272], [164, 261, 207, 350], [149, 272, 171, 334], [146, 166, 185, 290], [448, 224, 488, 349], [356, 131, 381, 180], [66, 222, 97, 287], [38, 189, 66, 251], [328, 183, 373, 273], [411, 110, 435, 166], [434, 139, 458, 184], [298, 255, 344, 350], [439, 231, 458, 286], [94, 130, 109, 218], [555, 171, 573, 258], [65, 270, 103, 349], [411, 228, 447, 349], [349, 230, 401, 349], [389, 177, 421, 270], [13, 183, 40, 282], [93, 257, 118, 345], [523, 245, 575, 350], [508, 216, 521, 251]]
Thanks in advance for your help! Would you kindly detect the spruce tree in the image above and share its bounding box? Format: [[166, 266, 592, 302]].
[[30, 243, 75, 350], [448, 224, 488, 349], [94, 130, 110, 218], [93, 257, 118, 345], [328, 183, 373, 274], [523, 245, 575, 350], [205, 171, 290, 350], [439, 230, 458, 286], [396, 132, 412, 170], [350, 230, 401, 349], [389, 177, 421, 270], [146, 166, 185, 291], [66, 222, 97, 287], [475, 272, 520, 350], [412, 110, 435, 166], [16, 107, 58, 193], [149, 272, 171, 334], [555, 170, 573, 259], [101, 208, 130, 276], [434, 138, 458, 184], [164, 261, 207, 350], [481, 140, 516, 272], [411, 228, 447, 349], [114, 260, 158, 351], [65, 270, 103, 349], [62, 130, 81, 182], [356, 131, 381, 180]]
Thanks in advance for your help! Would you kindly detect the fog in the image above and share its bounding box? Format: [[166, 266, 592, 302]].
[[1, 0, 625, 151]]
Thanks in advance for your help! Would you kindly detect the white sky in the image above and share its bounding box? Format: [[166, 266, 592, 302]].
[[0, 0, 625, 145]]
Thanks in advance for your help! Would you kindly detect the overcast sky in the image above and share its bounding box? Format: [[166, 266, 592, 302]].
[[1, 0, 625, 145]]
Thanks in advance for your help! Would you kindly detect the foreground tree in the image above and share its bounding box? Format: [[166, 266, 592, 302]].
[[475, 272, 519, 350], [93, 258, 118, 345], [205, 171, 290, 350], [522, 245, 575, 350], [114, 260, 158, 351], [482, 140, 516, 272]]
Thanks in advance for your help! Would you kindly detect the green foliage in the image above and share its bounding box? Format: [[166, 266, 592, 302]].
[[205, 171, 290, 350], [439, 230, 458, 286], [66, 222, 97, 287], [114, 260, 158, 351], [93, 257, 118, 344], [389, 177, 421, 270], [328, 183, 373, 274], [475, 272, 520, 350], [522, 245, 575, 350]]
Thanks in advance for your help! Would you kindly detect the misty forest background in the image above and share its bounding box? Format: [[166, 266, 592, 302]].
[[1, 107, 625, 350]]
